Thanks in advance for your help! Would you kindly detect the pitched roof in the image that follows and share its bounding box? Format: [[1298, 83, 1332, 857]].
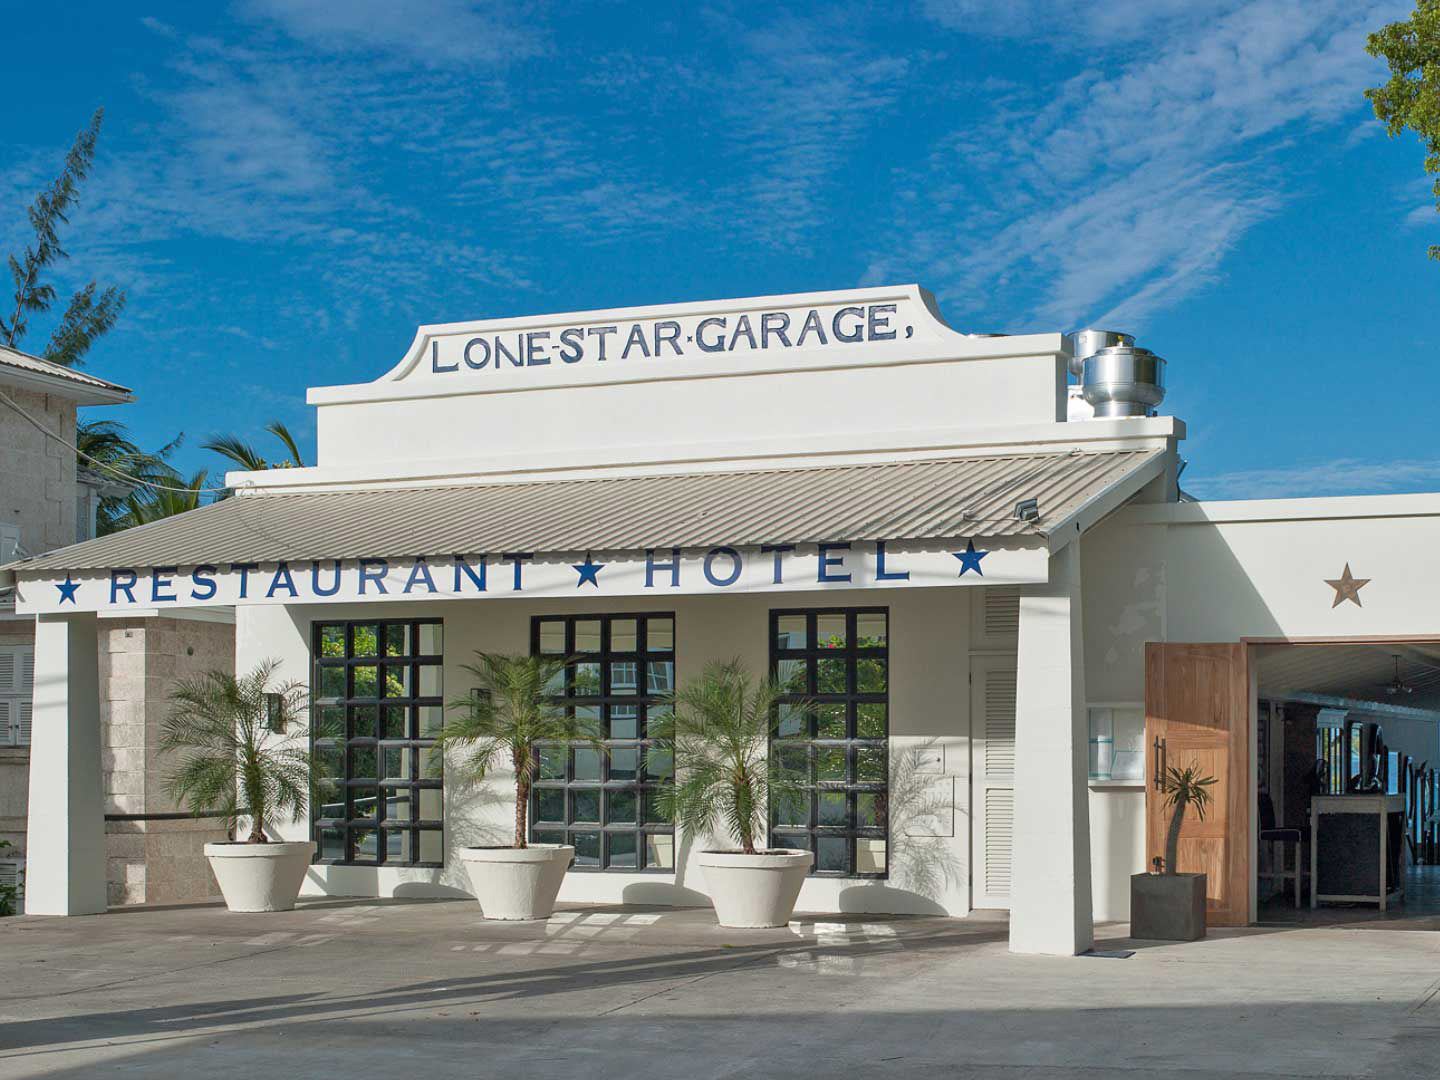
[[0, 344, 132, 403], [5, 448, 1161, 573]]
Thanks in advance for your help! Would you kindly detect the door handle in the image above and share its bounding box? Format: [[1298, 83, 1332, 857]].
[[1152, 736, 1167, 790]]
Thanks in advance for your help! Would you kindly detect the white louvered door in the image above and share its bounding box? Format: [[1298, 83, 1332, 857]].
[[970, 654, 1017, 910]]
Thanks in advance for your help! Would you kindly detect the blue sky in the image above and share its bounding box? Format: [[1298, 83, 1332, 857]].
[[2, 0, 1434, 498]]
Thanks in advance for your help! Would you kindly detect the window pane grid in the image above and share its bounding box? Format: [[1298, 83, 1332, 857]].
[[531, 613, 675, 871], [771, 608, 889, 878], [313, 619, 443, 866]]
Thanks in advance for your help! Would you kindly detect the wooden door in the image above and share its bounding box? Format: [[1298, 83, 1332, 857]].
[[971, 656, 1017, 909], [1144, 643, 1250, 927]]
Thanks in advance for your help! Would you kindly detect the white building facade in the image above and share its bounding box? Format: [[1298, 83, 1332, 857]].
[[7, 285, 1437, 955]]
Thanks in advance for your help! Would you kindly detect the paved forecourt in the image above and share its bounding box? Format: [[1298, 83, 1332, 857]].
[[0, 900, 1438, 1078]]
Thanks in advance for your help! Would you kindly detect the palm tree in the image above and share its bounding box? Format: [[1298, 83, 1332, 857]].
[[652, 659, 808, 855], [1160, 763, 1218, 875], [439, 653, 601, 849], [114, 468, 210, 528], [76, 419, 185, 535], [159, 659, 313, 843], [202, 421, 306, 471]]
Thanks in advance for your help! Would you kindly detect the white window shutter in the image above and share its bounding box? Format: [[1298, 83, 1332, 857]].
[[0, 650, 15, 694], [19, 648, 33, 693], [0, 699, 10, 746], [16, 700, 31, 747]]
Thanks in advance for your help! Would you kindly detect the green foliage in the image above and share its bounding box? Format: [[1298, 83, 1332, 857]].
[[1367, 1, 1440, 259], [159, 659, 317, 843], [2, 108, 128, 365], [76, 419, 187, 535], [117, 468, 210, 527], [1160, 763, 1218, 876], [0, 838, 15, 917], [651, 659, 808, 856], [439, 652, 602, 848], [203, 421, 306, 473]]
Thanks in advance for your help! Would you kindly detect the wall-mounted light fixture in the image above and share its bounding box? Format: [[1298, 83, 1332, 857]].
[[264, 693, 285, 734]]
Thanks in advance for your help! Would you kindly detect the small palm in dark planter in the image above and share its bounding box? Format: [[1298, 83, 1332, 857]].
[[439, 652, 602, 920], [1131, 763, 1218, 941], [159, 659, 316, 912], [653, 659, 813, 928]]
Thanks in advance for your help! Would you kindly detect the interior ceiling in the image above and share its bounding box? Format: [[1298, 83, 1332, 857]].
[[1256, 643, 1440, 715]]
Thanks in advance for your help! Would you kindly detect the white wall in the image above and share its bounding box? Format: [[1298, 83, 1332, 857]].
[[1080, 497, 1440, 921], [239, 584, 983, 917]]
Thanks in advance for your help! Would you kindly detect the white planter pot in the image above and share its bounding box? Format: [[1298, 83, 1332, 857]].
[[204, 841, 316, 912], [460, 845, 574, 920], [698, 850, 814, 928]]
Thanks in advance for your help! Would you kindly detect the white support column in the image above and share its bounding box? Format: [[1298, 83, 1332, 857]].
[[25, 613, 107, 915], [1009, 540, 1093, 955]]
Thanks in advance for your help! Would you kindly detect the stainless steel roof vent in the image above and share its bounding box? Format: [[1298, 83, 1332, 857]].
[[1066, 329, 1166, 418]]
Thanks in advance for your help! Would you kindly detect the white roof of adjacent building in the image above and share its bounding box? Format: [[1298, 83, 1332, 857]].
[[0, 344, 132, 404], [4, 447, 1163, 574]]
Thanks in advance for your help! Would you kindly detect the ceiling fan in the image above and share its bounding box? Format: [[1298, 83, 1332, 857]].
[[1379, 654, 1414, 696]]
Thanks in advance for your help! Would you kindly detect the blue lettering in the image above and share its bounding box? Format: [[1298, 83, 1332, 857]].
[[312, 560, 342, 596], [795, 309, 827, 347], [696, 316, 726, 352], [405, 558, 437, 594], [761, 544, 794, 585], [760, 312, 791, 348], [653, 320, 683, 356], [230, 563, 260, 599], [703, 546, 742, 587], [645, 548, 681, 588], [453, 554, 487, 592], [525, 331, 550, 366], [151, 566, 178, 603], [494, 335, 522, 368], [621, 322, 651, 360], [503, 553, 532, 591], [817, 543, 852, 583], [267, 562, 299, 598], [558, 328, 584, 363], [463, 336, 489, 369], [358, 558, 390, 594], [190, 564, 218, 600], [586, 325, 618, 360], [432, 339, 458, 373], [110, 569, 137, 604], [867, 303, 897, 341], [875, 540, 909, 581], [832, 306, 864, 343], [728, 314, 757, 351]]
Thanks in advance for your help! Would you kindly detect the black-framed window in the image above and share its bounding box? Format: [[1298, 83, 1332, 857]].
[[312, 620, 444, 866], [530, 614, 676, 871], [770, 608, 889, 877]]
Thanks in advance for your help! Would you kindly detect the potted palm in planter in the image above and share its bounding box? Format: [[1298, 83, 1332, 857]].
[[1130, 763, 1217, 941], [160, 659, 316, 913], [654, 659, 813, 928], [440, 652, 600, 920]]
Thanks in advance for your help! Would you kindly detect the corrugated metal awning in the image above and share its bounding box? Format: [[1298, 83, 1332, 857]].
[[5, 448, 1160, 573]]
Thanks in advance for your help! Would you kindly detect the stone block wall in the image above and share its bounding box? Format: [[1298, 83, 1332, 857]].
[[0, 383, 79, 555], [99, 617, 235, 906]]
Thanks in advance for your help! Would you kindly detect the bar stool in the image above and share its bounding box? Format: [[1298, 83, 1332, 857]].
[[1258, 793, 1303, 907]]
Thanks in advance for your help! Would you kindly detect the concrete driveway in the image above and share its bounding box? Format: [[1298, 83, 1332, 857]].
[[1, 899, 1438, 1079]]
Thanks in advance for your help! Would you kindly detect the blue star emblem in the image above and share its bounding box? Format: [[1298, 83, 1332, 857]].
[[56, 574, 80, 604], [572, 556, 604, 588], [952, 540, 988, 577]]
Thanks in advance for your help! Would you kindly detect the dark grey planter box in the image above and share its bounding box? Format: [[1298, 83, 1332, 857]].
[[1130, 873, 1207, 941]]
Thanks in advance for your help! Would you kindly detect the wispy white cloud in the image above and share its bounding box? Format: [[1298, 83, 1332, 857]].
[[236, 0, 543, 67], [871, 0, 1407, 331], [1186, 457, 1440, 500]]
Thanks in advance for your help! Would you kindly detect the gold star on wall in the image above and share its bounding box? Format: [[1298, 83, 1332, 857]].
[[1325, 563, 1370, 608]]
